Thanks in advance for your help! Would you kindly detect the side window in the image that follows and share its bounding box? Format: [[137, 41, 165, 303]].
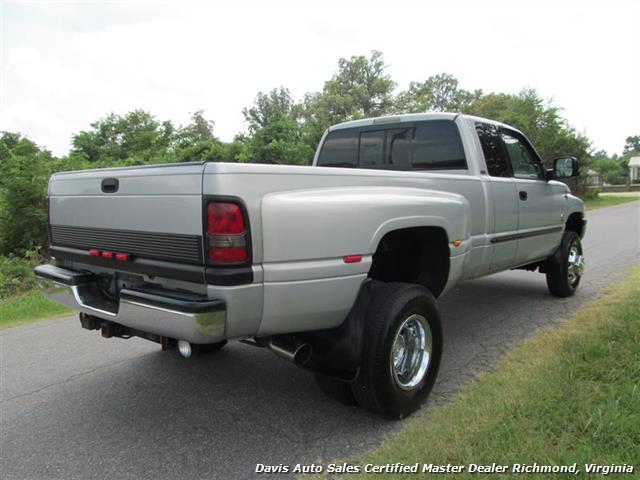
[[475, 123, 511, 177], [412, 120, 466, 169], [501, 131, 543, 180], [316, 129, 358, 167], [386, 128, 413, 165], [359, 130, 385, 166]]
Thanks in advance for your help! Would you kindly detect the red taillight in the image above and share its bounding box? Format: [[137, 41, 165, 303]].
[[89, 249, 100, 257], [101, 251, 114, 259], [206, 201, 249, 264], [115, 253, 129, 261], [207, 202, 245, 235]]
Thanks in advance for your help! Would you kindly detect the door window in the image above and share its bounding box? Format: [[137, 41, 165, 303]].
[[501, 131, 543, 180]]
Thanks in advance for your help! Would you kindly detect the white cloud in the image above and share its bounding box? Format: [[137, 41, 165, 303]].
[[1, 0, 639, 156], [2, 98, 73, 150]]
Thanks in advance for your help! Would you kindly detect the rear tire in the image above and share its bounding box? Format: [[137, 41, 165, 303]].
[[351, 282, 442, 419], [545, 231, 584, 298]]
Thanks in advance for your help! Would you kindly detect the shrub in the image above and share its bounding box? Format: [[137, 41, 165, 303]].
[[580, 189, 600, 201], [0, 251, 43, 299]]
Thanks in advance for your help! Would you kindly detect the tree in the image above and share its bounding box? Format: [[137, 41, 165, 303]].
[[296, 91, 334, 151], [172, 111, 235, 163], [323, 50, 395, 119], [591, 150, 628, 185], [623, 135, 640, 155], [176, 110, 215, 144], [467, 89, 591, 165], [395, 73, 482, 113], [71, 110, 174, 165], [243, 88, 296, 131], [238, 88, 313, 165], [0, 130, 93, 256], [299, 50, 395, 148], [0, 51, 609, 262], [0, 133, 52, 255], [467, 89, 593, 194]]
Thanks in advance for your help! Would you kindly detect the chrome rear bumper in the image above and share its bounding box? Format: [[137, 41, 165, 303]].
[[34, 264, 226, 343]]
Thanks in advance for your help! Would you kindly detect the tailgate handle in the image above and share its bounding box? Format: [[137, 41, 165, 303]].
[[101, 178, 119, 193]]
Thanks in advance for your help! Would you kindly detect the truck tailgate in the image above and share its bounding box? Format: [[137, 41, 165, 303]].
[[48, 163, 206, 277]]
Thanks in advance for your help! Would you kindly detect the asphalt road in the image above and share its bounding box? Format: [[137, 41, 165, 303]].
[[2, 201, 639, 480]]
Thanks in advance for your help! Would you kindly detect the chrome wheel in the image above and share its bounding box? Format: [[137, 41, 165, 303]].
[[567, 243, 584, 286], [390, 314, 432, 390]]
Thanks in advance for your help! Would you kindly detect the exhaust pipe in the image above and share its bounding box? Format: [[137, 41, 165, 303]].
[[177, 340, 193, 358], [268, 339, 312, 366]]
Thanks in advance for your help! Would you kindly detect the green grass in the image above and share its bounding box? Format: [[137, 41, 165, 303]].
[[0, 290, 72, 329], [584, 195, 639, 211], [320, 268, 640, 480]]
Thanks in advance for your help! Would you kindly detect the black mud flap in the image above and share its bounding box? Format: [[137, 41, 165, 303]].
[[300, 279, 383, 382]]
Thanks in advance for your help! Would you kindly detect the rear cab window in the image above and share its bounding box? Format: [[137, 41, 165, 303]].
[[412, 121, 466, 169], [317, 120, 467, 171], [359, 130, 385, 166], [316, 129, 358, 167]]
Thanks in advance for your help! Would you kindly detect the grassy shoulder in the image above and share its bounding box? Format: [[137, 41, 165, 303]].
[[326, 268, 640, 479], [584, 194, 639, 211], [0, 290, 72, 330]]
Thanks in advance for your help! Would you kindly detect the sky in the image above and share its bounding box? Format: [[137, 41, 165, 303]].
[[1, 0, 639, 157]]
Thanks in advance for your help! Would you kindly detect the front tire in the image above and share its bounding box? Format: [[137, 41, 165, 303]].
[[545, 231, 585, 297], [351, 283, 442, 419]]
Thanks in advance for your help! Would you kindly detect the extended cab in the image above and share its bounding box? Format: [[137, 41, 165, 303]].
[[35, 113, 586, 418]]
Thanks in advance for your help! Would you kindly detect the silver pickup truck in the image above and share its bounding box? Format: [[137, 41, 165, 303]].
[[35, 112, 586, 418]]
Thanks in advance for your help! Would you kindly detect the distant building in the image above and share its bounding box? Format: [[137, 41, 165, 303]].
[[585, 169, 602, 186], [630, 156, 640, 183]]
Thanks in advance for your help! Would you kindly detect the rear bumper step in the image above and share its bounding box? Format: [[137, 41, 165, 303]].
[[34, 264, 226, 343]]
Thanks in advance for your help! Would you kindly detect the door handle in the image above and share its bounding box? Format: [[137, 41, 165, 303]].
[[519, 191, 528, 201]]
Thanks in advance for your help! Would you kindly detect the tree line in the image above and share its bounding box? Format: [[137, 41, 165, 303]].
[[1, 50, 637, 257]]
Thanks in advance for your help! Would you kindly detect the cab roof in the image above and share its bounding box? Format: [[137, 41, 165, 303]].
[[328, 112, 517, 133]]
